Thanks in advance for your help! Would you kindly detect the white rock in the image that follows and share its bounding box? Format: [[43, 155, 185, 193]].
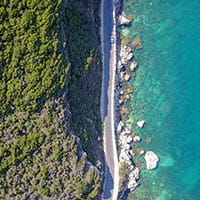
[[133, 135, 141, 142], [120, 45, 133, 65], [137, 120, 146, 128], [120, 71, 125, 80], [130, 167, 140, 179], [138, 149, 145, 156], [127, 135, 133, 144], [125, 94, 130, 99], [119, 149, 131, 162], [120, 90, 124, 95], [119, 135, 127, 146], [123, 144, 131, 150], [127, 179, 138, 191], [119, 12, 132, 25], [119, 99, 123, 105], [124, 73, 131, 81], [128, 167, 140, 191], [120, 130, 126, 136], [144, 151, 159, 170], [117, 121, 124, 133], [129, 61, 138, 71], [124, 127, 132, 134], [126, 51, 134, 61]]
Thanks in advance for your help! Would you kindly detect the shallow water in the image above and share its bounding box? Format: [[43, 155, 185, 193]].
[[120, 0, 200, 199]]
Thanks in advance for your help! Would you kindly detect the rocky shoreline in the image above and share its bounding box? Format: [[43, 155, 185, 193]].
[[113, 1, 159, 199]]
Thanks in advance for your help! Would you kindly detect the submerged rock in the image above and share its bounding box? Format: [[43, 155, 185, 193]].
[[132, 37, 142, 49], [146, 136, 152, 145], [144, 151, 159, 169]]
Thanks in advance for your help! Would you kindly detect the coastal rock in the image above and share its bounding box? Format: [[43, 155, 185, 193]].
[[119, 149, 131, 162], [136, 148, 145, 156], [129, 61, 138, 71], [120, 106, 129, 116], [119, 99, 123, 105], [134, 160, 142, 170], [127, 178, 138, 191], [120, 90, 124, 95], [120, 45, 133, 65], [119, 12, 132, 25], [126, 51, 134, 61], [127, 135, 133, 144], [124, 73, 131, 81], [119, 135, 128, 146], [125, 94, 130, 99], [120, 130, 126, 136], [120, 71, 125, 80], [124, 127, 132, 134], [137, 120, 146, 128], [132, 37, 143, 49], [117, 121, 124, 133], [126, 87, 134, 94], [144, 151, 159, 169], [133, 135, 141, 142], [130, 150, 136, 156], [128, 167, 140, 191], [123, 144, 131, 150], [130, 167, 140, 179]]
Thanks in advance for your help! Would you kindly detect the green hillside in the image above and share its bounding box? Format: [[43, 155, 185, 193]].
[[0, 0, 102, 199]]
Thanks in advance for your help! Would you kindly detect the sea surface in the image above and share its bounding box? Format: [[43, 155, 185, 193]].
[[120, 0, 200, 199]]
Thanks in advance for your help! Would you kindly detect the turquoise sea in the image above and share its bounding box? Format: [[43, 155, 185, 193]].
[[121, 0, 200, 199]]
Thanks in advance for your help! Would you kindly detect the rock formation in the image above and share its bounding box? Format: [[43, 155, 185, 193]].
[[129, 61, 138, 71], [144, 151, 159, 169], [137, 120, 146, 128], [118, 11, 133, 25]]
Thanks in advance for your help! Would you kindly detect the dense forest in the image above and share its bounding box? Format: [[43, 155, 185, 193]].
[[0, 0, 102, 199]]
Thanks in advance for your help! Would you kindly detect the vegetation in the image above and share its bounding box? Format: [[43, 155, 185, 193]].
[[64, 1, 102, 162], [0, 0, 102, 199]]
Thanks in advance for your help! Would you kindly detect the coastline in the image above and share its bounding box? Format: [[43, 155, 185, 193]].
[[101, 0, 158, 199], [114, 0, 161, 199], [113, 0, 146, 198], [103, 0, 200, 199]]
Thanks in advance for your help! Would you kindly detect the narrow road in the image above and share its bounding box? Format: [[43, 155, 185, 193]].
[[100, 0, 119, 199]]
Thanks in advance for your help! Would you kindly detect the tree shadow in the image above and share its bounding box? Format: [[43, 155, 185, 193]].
[[103, 163, 114, 199], [101, 0, 114, 121]]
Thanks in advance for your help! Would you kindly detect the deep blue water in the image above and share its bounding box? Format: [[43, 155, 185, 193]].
[[120, 0, 200, 199]]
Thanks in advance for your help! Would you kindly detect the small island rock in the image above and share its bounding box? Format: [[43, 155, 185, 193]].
[[132, 37, 142, 49], [137, 120, 146, 128], [144, 151, 159, 170]]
